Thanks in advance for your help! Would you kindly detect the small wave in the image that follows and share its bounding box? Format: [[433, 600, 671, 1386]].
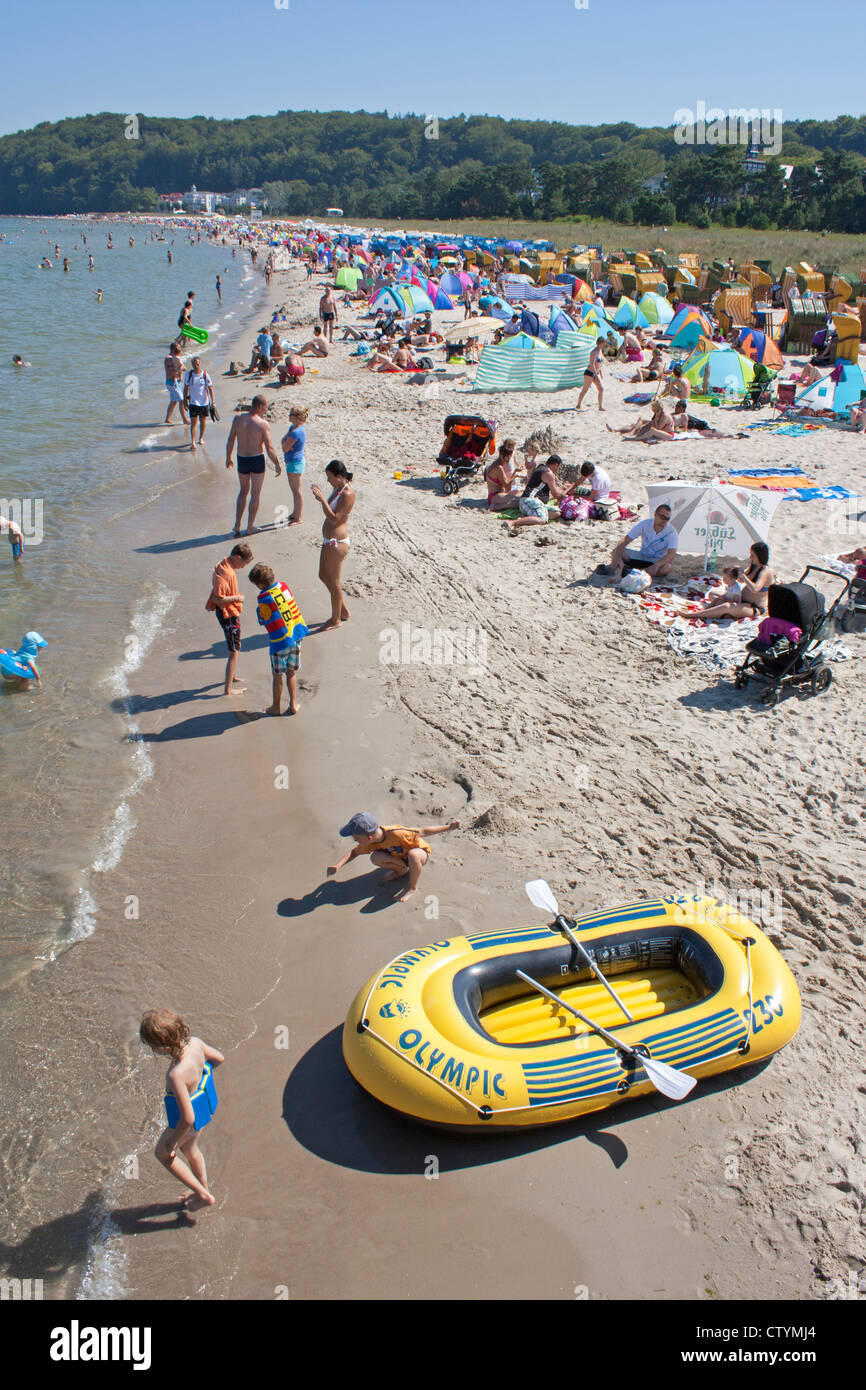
[[69, 885, 98, 944], [224, 312, 235, 320], [63, 585, 178, 950], [78, 1199, 128, 1300], [136, 431, 164, 451], [107, 584, 178, 698]]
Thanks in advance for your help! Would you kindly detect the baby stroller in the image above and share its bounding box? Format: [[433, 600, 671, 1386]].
[[437, 415, 497, 495], [741, 363, 773, 410], [733, 567, 850, 707]]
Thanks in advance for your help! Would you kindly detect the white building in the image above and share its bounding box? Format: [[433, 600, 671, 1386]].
[[220, 188, 266, 210], [183, 185, 217, 213]]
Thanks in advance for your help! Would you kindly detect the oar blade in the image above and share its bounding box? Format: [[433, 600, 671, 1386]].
[[641, 1055, 697, 1101], [525, 878, 559, 916]]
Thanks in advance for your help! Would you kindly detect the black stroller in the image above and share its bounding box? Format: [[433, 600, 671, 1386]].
[[733, 567, 850, 707], [437, 414, 497, 495]]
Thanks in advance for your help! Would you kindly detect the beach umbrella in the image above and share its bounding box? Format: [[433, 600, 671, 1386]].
[[680, 347, 755, 395], [736, 328, 784, 369], [645, 481, 781, 567], [506, 240, 523, 253], [442, 316, 505, 340], [638, 291, 674, 326]]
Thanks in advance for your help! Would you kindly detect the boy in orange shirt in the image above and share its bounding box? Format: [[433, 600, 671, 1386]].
[[205, 542, 253, 695], [327, 812, 460, 903]]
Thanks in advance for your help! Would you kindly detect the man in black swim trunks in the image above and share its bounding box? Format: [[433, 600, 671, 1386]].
[[319, 287, 338, 343], [225, 395, 282, 537], [672, 400, 725, 438]]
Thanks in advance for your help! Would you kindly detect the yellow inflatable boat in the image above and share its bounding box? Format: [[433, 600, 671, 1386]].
[[342, 894, 801, 1130]]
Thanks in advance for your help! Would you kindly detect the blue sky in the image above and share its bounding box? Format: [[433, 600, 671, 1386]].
[[2, 0, 864, 136]]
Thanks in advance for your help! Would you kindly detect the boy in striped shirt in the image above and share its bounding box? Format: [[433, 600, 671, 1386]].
[[248, 562, 309, 716]]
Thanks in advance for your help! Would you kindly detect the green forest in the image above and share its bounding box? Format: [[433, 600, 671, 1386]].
[[1, 109, 865, 231]]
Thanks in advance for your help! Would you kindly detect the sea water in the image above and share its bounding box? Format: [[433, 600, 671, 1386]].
[[0, 217, 265, 987]]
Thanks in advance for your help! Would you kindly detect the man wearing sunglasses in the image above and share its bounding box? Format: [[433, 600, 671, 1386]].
[[605, 504, 678, 584]]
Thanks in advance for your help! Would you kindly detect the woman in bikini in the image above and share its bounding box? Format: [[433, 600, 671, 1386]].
[[629, 346, 664, 383], [484, 439, 522, 511], [576, 341, 605, 411], [311, 460, 355, 630], [697, 542, 773, 620]]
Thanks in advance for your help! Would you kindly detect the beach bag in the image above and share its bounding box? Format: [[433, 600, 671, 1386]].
[[620, 570, 652, 593], [592, 499, 619, 521], [558, 496, 580, 520]]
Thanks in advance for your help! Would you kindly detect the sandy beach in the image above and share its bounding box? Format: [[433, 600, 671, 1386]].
[[5, 248, 865, 1303]]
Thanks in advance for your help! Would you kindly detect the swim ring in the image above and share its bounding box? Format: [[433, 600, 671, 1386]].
[[0, 631, 46, 680]]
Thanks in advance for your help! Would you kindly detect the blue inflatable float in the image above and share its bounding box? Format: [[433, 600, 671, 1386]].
[[164, 1061, 219, 1131], [0, 631, 46, 681]]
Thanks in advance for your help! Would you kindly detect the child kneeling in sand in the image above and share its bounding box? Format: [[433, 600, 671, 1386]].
[[140, 1009, 224, 1212], [327, 812, 460, 904], [248, 562, 309, 715]]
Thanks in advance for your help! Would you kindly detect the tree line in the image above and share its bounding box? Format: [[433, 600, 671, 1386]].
[[0, 110, 864, 232]]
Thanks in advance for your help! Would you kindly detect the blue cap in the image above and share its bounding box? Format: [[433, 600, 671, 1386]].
[[22, 631, 47, 652], [339, 812, 379, 838]]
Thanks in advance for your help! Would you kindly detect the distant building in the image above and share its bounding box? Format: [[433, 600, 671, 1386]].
[[156, 192, 185, 211], [183, 185, 218, 213], [220, 188, 266, 209], [642, 176, 666, 195], [742, 145, 766, 175]]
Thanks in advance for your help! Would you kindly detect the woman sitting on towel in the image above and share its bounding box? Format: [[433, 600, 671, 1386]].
[[695, 543, 773, 620], [484, 440, 522, 511], [606, 398, 675, 442]]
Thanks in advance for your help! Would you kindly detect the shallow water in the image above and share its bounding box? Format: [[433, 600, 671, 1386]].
[[0, 216, 266, 986]]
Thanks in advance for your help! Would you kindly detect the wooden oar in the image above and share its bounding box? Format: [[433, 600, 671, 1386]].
[[525, 878, 635, 1022], [515, 969, 696, 1101]]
